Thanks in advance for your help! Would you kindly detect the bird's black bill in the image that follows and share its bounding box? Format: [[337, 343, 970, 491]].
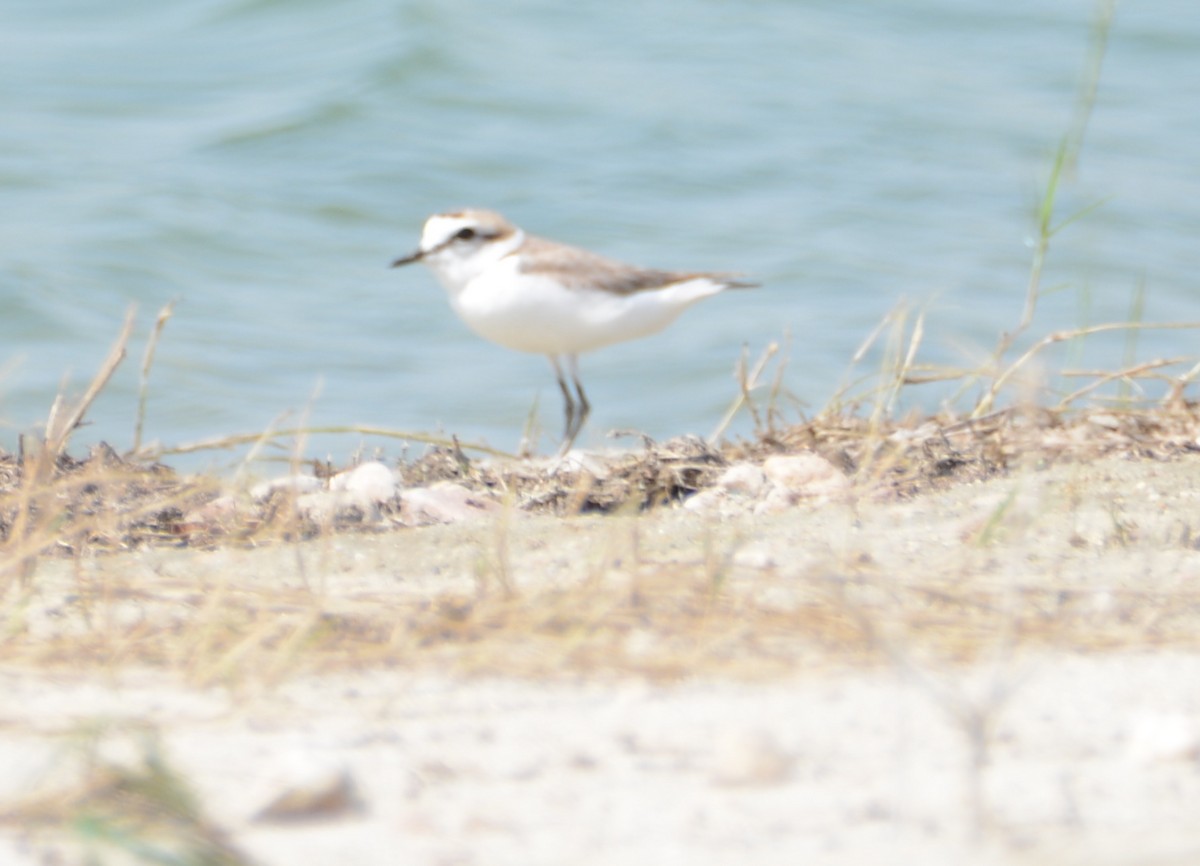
[[390, 250, 424, 268]]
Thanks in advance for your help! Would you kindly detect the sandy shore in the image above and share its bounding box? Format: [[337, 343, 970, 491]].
[[3, 450, 1200, 864]]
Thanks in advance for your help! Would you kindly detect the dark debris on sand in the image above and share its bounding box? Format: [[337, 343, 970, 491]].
[[2, 406, 1200, 558], [0, 442, 223, 556], [404, 435, 729, 515]]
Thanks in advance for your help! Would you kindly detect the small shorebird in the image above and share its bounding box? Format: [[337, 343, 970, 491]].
[[392, 208, 753, 454]]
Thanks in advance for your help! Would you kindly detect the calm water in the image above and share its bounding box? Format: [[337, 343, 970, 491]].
[[3, 0, 1199, 468]]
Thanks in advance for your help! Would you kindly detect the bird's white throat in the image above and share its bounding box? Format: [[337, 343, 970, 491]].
[[419, 216, 525, 293]]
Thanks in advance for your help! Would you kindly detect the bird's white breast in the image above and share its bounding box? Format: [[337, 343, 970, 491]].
[[444, 254, 727, 356]]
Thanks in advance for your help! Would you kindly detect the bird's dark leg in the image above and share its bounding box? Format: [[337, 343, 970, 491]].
[[569, 354, 589, 440], [550, 356, 577, 450], [559, 354, 589, 455]]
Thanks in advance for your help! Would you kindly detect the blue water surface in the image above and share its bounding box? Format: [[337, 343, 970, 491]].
[[2, 0, 1197, 468]]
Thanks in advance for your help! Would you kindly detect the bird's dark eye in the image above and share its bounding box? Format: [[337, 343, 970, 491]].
[[456, 227, 476, 241]]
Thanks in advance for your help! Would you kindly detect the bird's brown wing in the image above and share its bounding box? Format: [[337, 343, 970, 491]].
[[516, 235, 723, 295]]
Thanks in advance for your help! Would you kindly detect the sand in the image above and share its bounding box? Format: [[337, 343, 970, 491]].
[[3, 450, 1200, 864]]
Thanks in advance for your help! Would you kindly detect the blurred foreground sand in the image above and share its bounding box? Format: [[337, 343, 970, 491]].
[[3, 452, 1200, 865]]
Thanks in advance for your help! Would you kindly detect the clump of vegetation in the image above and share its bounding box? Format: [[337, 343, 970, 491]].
[[0, 724, 251, 866]]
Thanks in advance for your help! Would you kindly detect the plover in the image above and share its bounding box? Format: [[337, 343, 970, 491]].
[[392, 208, 753, 454]]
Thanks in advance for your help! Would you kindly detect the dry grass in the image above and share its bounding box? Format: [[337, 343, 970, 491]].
[[0, 0, 1188, 689], [7, 399, 1200, 686], [5, 464, 1200, 688], [5, 395, 1198, 554], [4, 302, 1200, 687]]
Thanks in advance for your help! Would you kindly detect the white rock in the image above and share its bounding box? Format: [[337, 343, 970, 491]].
[[330, 461, 401, 504], [716, 463, 767, 496], [682, 488, 728, 514], [761, 453, 849, 502], [754, 485, 797, 515], [183, 495, 240, 528], [400, 482, 497, 525]]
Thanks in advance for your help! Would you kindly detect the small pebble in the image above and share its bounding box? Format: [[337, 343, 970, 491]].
[[254, 767, 363, 822], [711, 729, 793, 787]]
